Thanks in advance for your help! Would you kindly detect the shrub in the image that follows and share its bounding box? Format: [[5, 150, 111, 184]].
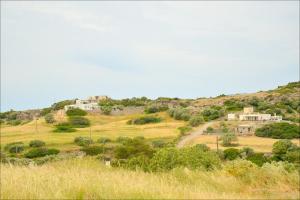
[[101, 106, 112, 115], [40, 107, 52, 116], [127, 116, 161, 125], [247, 153, 268, 166], [255, 122, 299, 139], [115, 137, 132, 144], [66, 108, 87, 116], [239, 147, 254, 158], [223, 148, 240, 160], [189, 115, 204, 127], [51, 100, 74, 110], [114, 138, 154, 159], [144, 105, 168, 114], [201, 108, 223, 121], [97, 137, 111, 144], [8, 144, 25, 154], [168, 108, 191, 121], [4, 142, 24, 153], [81, 145, 104, 155], [44, 113, 55, 124], [206, 127, 214, 133], [124, 155, 150, 171], [224, 159, 257, 179], [24, 148, 59, 158], [74, 137, 93, 146], [149, 148, 183, 171], [69, 116, 90, 128], [7, 120, 22, 126], [151, 140, 166, 148], [178, 126, 192, 136], [29, 140, 46, 148], [220, 132, 238, 146], [224, 99, 244, 111], [53, 123, 76, 132]]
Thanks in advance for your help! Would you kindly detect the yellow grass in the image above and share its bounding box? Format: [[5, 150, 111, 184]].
[[188, 135, 300, 152], [0, 112, 184, 151], [1, 157, 299, 199]]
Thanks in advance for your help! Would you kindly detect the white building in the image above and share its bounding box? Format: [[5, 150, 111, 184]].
[[64, 96, 106, 111], [227, 113, 236, 120], [227, 106, 282, 122]]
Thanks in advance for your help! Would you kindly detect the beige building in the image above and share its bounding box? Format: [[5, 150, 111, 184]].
[[227, 106, 282, 122], [236, 124, 254, 136], [64, 96, 109, 111]]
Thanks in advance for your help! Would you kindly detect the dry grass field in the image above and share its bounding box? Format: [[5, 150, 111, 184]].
[[1, 157, 299, 199], [0, 112, 184, 151], [188, 135, 300, 152]]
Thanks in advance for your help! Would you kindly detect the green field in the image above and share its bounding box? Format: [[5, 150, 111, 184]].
[[1, 112, 185, 151]]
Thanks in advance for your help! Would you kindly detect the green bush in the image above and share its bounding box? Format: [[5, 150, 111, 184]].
[[178, 126, 192, 136], [206, 127, 214, 133], [220, 132, 238, 146], [51, 100, 74, 110], [127, 116, 161, 125], [115, 137, 132, 144], [7, 119, 22, 126], [168, 108, 191, 121], [149, 148, 183, 171], [101, 106, 112, 115], [201, 108, 223, 121], [81, 145, 104, 155], [53, 123, 76, 132], [97, 137, 112, 144], [29, 140, 46, 148], [66, 108, 87, 116], [24, 148, 59, 158], [4, 142, 24, 151], [124, 155, 150, 171], [224, 99, 244, 111], [74, 137, 93, 146], [8, 144, 25, 154], [247, 153, 268, 166], [223, 148, 240, 160], [144, 105, 168, 114], [151, 140, 166, 148], [44, 113, 55, 124], [114, 138, 154, 159], [189, 115, 204, 127], [255, 122, 299, 139], [69, 116, 90, 128], [239, 147, 254, 158]]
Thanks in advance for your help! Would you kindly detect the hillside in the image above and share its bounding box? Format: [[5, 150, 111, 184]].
[[1, 81, 300, 199]]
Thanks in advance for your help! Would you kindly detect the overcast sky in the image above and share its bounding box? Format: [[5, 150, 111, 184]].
[[1, 1, 299, 111]]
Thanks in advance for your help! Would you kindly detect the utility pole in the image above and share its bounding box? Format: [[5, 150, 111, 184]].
[[89, 126, 92, 143], [35, 117, 38, 133], [216, 136, 219, 151]]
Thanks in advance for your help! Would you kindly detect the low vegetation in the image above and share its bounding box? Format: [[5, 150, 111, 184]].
[[255, 122, 300, 139], [127, 116, 161, 125]]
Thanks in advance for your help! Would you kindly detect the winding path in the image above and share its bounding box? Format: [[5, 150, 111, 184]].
[[177, 121, 216, 148]]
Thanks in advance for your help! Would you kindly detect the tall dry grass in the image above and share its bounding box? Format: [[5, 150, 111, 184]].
[[1, 157, 299, 199]]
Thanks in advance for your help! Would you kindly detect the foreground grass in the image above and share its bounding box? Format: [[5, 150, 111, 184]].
[[1, 112, 184, 151], [1, 157, 299, 199]]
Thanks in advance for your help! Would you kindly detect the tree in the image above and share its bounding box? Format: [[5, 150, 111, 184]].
[[44, 113, 55, 124], [255, 122, 299, 139], [101, 106, 112, 115], [189, 115, 204, 127], [220, 132, 238, 146], [66, 108, 87, 116], [223, 148, 240, 160]]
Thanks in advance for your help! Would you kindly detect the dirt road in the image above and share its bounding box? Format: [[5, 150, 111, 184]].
[[177, 121, 215, 148]]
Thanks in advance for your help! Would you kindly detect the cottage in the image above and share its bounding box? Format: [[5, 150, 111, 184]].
[[227, 113, 236, 121], [236, 124, 254, 135]]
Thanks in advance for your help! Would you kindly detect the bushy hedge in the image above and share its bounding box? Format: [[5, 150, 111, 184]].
[[201, 107, 224, 121], [168, 108, 191, 121], [66, 108, 87, 116], [189, 115, 204, 127], [24, 148, 59, 158], [127, 116, 161, 125], [223, 148, 240, 160], [69, 116, 90, 128], [80, 145, 104, 155], [101, 106, 112, 115], [97, 137, 112, 144], [53, 123, 76, 132], [29, 140, 45, 148], [4, 142, 24, 153], [178, 126, 192, 136], [74, 137, 93, 146], [151, 140, 166, 148], [144, 105, 168, 114], [255, 122, 299, 139], [44, 113, 55, 124]]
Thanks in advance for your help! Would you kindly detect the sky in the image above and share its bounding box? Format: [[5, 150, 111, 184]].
[[1, 1, 299, 111]]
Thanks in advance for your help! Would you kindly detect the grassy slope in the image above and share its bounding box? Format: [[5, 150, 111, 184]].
[[1, 112, 184, 151], [1, 157, 299, 199]]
